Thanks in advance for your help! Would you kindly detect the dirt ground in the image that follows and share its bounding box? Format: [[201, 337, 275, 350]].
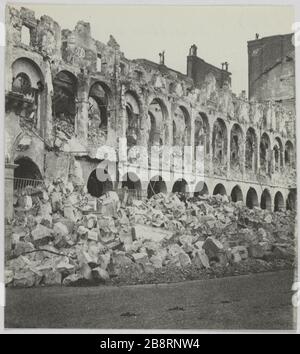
[[5, 270, 297, 330]]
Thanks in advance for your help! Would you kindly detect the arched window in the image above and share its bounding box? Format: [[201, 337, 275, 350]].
[[231, 185, 243, 202], [12, 73, 32, 95], [173, 106, 191, 146], [246, 188, 259, 209], [14, 157, 43, 192], [230, 124, 243, 171], [194, 182, 209, 196], [148, 98, 168, 147], [11, 58, 45, 129], [194, 112, 210, 156], [125, 91, 140, 147], [261, 189, 272, 210], [53, 71, 77, 136], [260, 133, 271, 175], [245, 128, 257, 172], [274, 191, 284, 212], [147, 175, 167, 198], [88, 82, 111, 145], [87, 168, 113, 198], [213, 183, 226, 196], [212, 118, 227, 175], [172, 179, 189, 194], [285, 141, 294, 168]]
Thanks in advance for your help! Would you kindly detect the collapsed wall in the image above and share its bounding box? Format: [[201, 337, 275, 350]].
[[5, 6, 296, 211], [6, 180, 295, 287]]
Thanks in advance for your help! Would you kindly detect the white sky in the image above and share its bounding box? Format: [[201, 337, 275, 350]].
[[11, 4, 294, 94]]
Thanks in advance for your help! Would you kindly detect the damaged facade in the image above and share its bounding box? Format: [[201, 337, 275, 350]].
[[5, 6, 297, 231]]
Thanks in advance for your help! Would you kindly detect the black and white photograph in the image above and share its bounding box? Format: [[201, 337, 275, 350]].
[[1, 0, 299, 332]]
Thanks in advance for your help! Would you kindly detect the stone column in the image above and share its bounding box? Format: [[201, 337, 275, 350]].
[[257, 135, 261, 173], [241, 138, 246, 177], [226, 126, 231, 177], [209, 128, 214, 175], [43, 60, 54, 145], [76, 85, 89, 142], [5, 163, 18, 258]]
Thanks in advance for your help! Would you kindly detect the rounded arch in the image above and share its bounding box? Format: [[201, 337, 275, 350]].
[[246, 187, 259, 209], [54, 70, 77, 90], [274, 191, 284, 212], [273, 137, 283, 172], [11, 57, 45, 129], [194, 112, 210, 156], [88, 81, 112, 143], [14, 156, 43, 180], [213, 183, 226, 196], [261, 189, 272, 210], [53, 70, 78, 132], [12, 57, 44, 89], [194, 181, 209, 196], [172, 178, 189, 194], [230, 123, 244, 170], [212, 118, 228, 166], [89, 81, 112, 102], [173, 105, 191, 146], [260, 132, 271, 175], [231, 185, 243, 202], [87, 168, 113, 198], [148, 97, 168, 146], [125, 91, 140, 115], [284, 140, 294, 167], [14, 156, 43, 191], [286, 190, 296, 211], [180, 105, 191, 145], [124, 91, 141, 147], [12, 72, 32, 95], [121, 172, 141, 196], [147, 175, 167, 198], [245, 127, 257, 172]]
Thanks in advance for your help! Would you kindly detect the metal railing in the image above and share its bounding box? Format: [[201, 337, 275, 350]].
[[14, 178, 44, 193]]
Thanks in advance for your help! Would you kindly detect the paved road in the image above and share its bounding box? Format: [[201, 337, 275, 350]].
[[5, 270, 296, 330]]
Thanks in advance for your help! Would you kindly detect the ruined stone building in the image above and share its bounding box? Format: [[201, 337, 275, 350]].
[[5, 6, 297, 223]]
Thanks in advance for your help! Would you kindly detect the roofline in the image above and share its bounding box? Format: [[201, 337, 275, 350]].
[[247, 33, 293, 45]]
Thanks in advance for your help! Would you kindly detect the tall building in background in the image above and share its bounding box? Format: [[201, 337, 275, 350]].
[[248, 33, 295, 115]]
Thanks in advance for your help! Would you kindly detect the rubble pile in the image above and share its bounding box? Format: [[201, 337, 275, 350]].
[[6, 182, 296, 288]]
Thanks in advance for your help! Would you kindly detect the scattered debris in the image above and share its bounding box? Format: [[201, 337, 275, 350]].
[[6, 183, 296, 288]]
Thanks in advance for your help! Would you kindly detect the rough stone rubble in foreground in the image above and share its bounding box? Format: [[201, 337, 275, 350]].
[[6, 182, 295, 287]]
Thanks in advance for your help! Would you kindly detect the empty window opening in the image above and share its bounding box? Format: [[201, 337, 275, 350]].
[[261, 189, 272, 210], [194, 182, 209, 197], [147, 176, 167, 198], [274, 192, 284, 212], [121, 173, 141, 199], [21, 26, 31, 46], [87, 169, 113, 198], [246, 188, 259, 209], [213, 183, 226, 196], [14, 157, 43, 191], [286, 190, 296, 211], [231, 185, 243, 203], [172, 179, 188, 194]]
